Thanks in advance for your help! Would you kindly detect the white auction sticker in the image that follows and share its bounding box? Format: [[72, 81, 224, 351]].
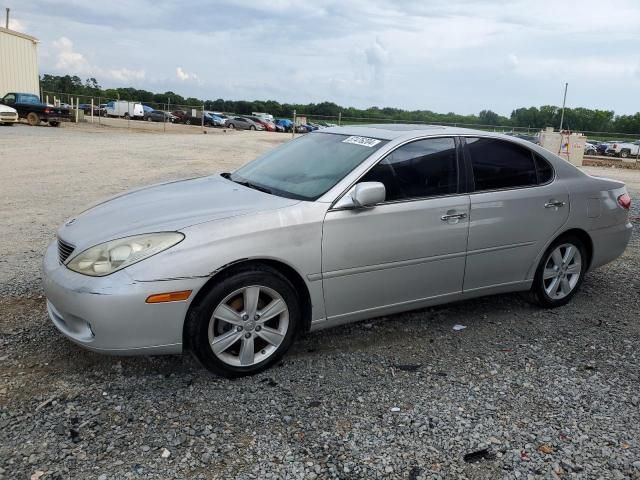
[[342, 136, 381, 147]]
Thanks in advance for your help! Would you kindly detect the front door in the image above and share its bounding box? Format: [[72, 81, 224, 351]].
[[462, 137, 570, 291], [321, 137, 470, 322]]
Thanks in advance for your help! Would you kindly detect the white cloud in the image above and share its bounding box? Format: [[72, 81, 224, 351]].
[[8, 17, 27, 32], [106, 68, 146, 82], [50, 36, 145, 83], [52, 36, 89, 71], [176, 67, 198, 81]]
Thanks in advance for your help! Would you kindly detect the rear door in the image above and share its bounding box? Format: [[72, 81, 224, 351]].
[[462, 137, 569, 291], [322, 137, 470, 321]]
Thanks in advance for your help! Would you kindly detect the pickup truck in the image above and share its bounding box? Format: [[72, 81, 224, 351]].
[[605, 140, 640, 158], [0, 92, 71, 126]]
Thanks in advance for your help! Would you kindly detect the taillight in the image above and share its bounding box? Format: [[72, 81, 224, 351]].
[[617, 193, 631, 210], [44, 107, 51, 114]]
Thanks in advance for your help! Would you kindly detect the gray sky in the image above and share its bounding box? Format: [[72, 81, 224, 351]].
[[7, 0, 640, 115]]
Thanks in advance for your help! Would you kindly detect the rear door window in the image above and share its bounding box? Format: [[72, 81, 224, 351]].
[[466, 138, 538, 191]]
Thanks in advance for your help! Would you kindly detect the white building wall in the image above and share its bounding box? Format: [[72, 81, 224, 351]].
[[0, 27, 40, 97]]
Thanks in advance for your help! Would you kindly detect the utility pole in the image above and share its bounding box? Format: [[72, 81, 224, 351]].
[[558, 82, 568, 132], [5, 8, 10, 29]]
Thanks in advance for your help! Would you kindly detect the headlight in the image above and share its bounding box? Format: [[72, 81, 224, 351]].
[[66, 232, 184, 277]]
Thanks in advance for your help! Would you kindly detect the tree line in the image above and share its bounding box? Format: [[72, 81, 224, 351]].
[[40, 74, 640, 134]]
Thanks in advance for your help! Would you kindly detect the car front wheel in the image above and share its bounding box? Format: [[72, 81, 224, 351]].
[[530, 235, 587, 308], [187, 265, 300, 377]]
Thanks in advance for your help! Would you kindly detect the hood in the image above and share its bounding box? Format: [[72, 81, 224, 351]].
[[58, 175, 299, 250], [0, 104, 17, 113]]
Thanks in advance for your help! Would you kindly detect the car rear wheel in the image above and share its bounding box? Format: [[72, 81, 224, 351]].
[[620, 150, 630, 158], [185, 119, 192, 125], [529, 235, 587, 308], [250, 125, 256, 131], [187, 265, 300, 377], [27, 112, 40, 126], [228, 123, 235, 129], [124, 113, 130, 119], [147, 116, 152, 122]]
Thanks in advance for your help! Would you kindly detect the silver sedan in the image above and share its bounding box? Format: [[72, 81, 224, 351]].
[[43, 125, 633, 377]]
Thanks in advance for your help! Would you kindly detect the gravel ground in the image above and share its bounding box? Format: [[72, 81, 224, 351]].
[[1, 123, 639, 480]]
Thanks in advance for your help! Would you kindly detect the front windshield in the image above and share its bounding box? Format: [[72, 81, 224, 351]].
[[230, 132, 388, 201]]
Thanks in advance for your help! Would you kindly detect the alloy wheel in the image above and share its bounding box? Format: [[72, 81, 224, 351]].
[[542, 243, 582, 300], [208, 285, 289, 367]]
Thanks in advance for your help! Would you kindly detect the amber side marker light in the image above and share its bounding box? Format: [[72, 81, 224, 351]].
[[145, 290, 192, 304]]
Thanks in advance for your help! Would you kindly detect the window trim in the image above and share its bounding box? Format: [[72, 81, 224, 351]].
[[460, 136, 556, 195], [330, 136, 464, 210]]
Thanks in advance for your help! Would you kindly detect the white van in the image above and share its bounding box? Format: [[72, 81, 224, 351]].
[[106, 101, 144, 119], [251, 112, 274, 122]]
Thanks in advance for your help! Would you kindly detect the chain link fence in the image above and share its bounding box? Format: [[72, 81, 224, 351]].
[[42, 90, 221, 133], [39, 90, 640, 162]]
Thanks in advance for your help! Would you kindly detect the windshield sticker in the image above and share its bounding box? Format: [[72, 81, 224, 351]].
[[342, 136, 382, 147]]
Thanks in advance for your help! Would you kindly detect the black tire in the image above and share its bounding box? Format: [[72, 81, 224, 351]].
[[620, 150, 630, 159], [48, 121, 60, 127], [529, 234, 587, 308], [27, 112, 40, 126], [185, 119, 192, 125], [147, 116, 152, 122], [186, 265, 300, 378], [124, 113, 130, 119], [250, 125, 256, 131], [228, 123, 235, 129]]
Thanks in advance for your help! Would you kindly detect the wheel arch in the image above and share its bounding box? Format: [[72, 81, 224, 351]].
[[183, 258, 313, 350], [551, 228, 594, 269]]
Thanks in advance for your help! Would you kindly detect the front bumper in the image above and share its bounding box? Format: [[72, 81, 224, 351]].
[[0, 114, 18, 123], [42, 241, 207, 355]]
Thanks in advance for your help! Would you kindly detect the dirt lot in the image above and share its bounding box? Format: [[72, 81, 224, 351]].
[[0, 123, 639, 480]]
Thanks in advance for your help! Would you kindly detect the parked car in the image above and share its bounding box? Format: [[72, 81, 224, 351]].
[[0, 92, 70, 126], [205, 112, 227, 127], [226, 116, 264, 130], [171, 110, 188, 123], [251, 112, 274, 122], [78, 103, 102, 116], [605, 140, 640, 158], [246, 116, 275, 131], [275, 118, 293, 132], [43, 125, 633, 377], [105, 100, 144, 120], [596, 142, 610, 156], [584, 142, 597, 155], [144, 110, 175, 122], [0, 104, 19, 125]]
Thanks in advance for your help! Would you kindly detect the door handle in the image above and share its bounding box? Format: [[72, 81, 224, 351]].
[[441, 213, 468, 221], [544, 200, 566, 208]]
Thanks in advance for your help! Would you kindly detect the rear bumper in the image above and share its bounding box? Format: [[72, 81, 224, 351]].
[[46, 116, 70, 123], [589, 222, 633, 270], [42, 240, 208, 355]]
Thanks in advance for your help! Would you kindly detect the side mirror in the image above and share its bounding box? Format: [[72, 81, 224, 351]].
[[335, 182, 386, 209]]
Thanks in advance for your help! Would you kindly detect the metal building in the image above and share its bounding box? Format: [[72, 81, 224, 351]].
[[0, 26, 39, 97]]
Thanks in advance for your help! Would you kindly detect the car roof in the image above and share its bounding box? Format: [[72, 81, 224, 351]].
[[320, 124, 510, 141]]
